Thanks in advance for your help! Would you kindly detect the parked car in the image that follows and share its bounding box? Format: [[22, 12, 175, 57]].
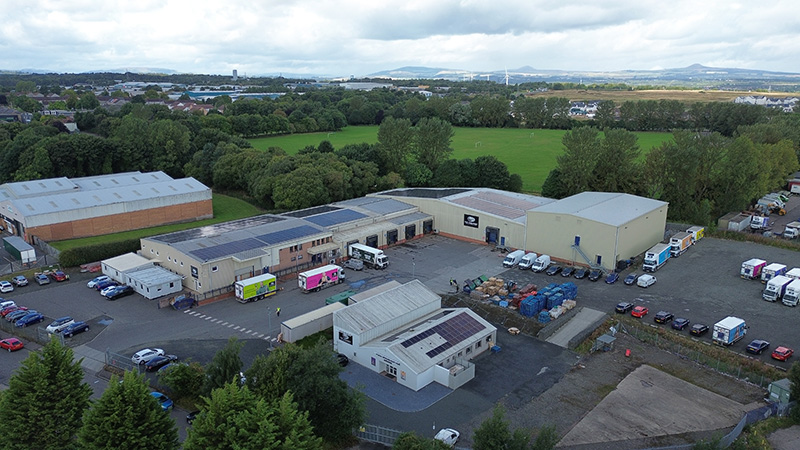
[[545, 265, 562, 276], [434, 428, 460, 447], [0, 305, 24, 317], [746, 339, 770, 355], [631, 306, 649, 318], [690, 323, 709, 336], [15, 312, 44, 327], [105, 285, 135, 300], [35, 274, 50, 285], [672, 318, 690, 330], [573, 268, 589, 279], [87, 275, 111, 288], [46, 316, 75, 334], [637, 274, 657, 288], [615, 302, 634, 314], [49, 270, 68, 282], [95, 279, 117, 291], [605, 272, 619, 284], [0, 281, 14, 293], [62, 321, 89, 338], [654, 311, 674, 324], [341, 259, 364, 271], [561, 266, 575, 277], [624, 273, 639, 285], [100, 284, 120, 296], [588, 270, 602, 281], [150, 392, 173, 411], [6, 309, 33, 322], [145, 354, 179, 372], [0, 300, 15, 309], [186, 410, 200, 425], [0, 337, 24, 352], [132, 348, 165, 365], [12, 275, 28, 286], [772, 346, 794, 361]]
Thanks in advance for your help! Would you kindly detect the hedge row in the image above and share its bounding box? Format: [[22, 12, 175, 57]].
[[58, 239, 141, 268]]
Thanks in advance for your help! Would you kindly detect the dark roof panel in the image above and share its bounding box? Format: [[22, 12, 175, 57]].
[[305, 209, 367, 227], [256, 225, 322, 244]]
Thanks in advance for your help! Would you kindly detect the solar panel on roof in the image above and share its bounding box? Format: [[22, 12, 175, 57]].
[[400, 312, 486, 357], [282, 205, 340, 218], [305, 209, 367, 227], [152, 215, 286, 244], [256, 225, 321, 244], [190, 237, 264, 261]]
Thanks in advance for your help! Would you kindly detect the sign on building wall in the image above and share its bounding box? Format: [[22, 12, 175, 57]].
[[191, 266, 199, 278], [464, 214, 479, 228]]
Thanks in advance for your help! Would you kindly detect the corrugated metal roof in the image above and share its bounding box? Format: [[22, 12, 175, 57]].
[[283, 302, 346, 329], [356, 198, 416, 215], [126, 266, 182, 285], [389, 211, 432, 225], [333, 280, 440, 334], [102, 253, 153, 272], [1, 177, 76, 198], [531, 192, 668, 227]]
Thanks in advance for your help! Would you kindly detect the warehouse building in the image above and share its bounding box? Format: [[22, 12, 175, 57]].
[[333, 280, 497, 391], [0, 171, 212, 243]]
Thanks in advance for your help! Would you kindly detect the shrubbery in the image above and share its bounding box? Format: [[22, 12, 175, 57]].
[[57, 239, 141, 267]]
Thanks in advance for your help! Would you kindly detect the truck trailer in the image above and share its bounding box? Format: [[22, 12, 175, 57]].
[[669, 232, 692, 257], [761, 263, 787, 283], [741, 258, 767, 279], [686, 226, 705, 243], [298, 265, 345, 293], [763, 275, 793, 302], [235, 272, 278, 303], [781, 279, 800, 306], [3, 236, 35, 264], [713, 316, 747, 346], [642, 243, 670, 272], [348, 243, 388, 269]]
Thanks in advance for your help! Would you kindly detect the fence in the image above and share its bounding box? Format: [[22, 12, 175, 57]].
[[0, 254, 57, 276], [32, 236, 60, 258], [105, 349, 142, 374], [355, 424, 404, 446]]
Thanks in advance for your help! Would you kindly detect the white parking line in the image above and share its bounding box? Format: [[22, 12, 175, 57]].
[[204, 316, 212, 320], [228, 323, 235, 328], [221, 322, 228, 326], [234, 326, 241, 330], [257, 334, 264, 338]]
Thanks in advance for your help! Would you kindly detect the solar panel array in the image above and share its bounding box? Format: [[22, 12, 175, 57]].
[[400, 312, 486, 359], [256, 225, 322, 245], [380, 188, 470, 199], [153, 215, 286, 243], [190, 237, 265, 261], [282, 205, 340, 218], [305, 209, 367, 227]]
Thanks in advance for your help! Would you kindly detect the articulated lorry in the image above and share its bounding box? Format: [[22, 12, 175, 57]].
[[669, 232, 692, 257], [298, 264, 345, 293], [781, 279, 800, 306], [741, 258, 766, 279], [348, 243, 388, 269], [713, 316, 747, 346], [643, 243, 670, 272], [686, 226, 705, 243], [761, 263, 787, 283], [763, 275, 793, 302], [235, 273, 278, 303]]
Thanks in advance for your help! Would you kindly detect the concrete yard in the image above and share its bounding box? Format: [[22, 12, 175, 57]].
[[557, 365, 747, 448]]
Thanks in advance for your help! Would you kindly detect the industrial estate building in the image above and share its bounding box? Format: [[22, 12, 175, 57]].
[[0, 171, 212, 243], [333, 280, 497, 391]]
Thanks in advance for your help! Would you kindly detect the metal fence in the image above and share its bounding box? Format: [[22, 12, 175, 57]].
[[620, 321, 777, 388], [105, 349, 142, 374], [356, 424, 404, 446], [0, 254, 58, 276]]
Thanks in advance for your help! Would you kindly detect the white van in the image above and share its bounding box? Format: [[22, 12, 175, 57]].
[[531, 254, 551, 272], [502, 250, 526, 268], [518, 252, 538, 270], [637, 274, 657, 288]]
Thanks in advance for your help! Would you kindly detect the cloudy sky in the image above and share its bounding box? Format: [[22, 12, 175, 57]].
[[2, 0, 799, 77]]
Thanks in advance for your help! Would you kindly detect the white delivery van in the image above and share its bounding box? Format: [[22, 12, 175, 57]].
[[518, 252, 538, 270], [637, 274, 657, 288], [502, 250, 526, 268], [530, 254, 551, 272]]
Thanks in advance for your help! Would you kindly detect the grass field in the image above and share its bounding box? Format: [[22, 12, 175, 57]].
[[251, 126, 672, 192], [519, 88, 800, 103], [51, 193, 265, 251]]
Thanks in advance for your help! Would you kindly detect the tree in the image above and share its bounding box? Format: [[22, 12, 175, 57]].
[[0, 337, 92, 450], [556, 127, 600, 196], [78, 371, 179, 450], [392, 432, 451, 449], [590, 128, 641, 193], [158, 361, 206, 402], [203, 337, 244, 395], [789, 361, 800, 420], [594, 100, 617, 130], [377, 117, 413, 175], [473, 404, 513, 450], [414, 117, 454, 172]]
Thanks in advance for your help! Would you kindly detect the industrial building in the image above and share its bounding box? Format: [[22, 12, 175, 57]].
[[0, 171, 212, 243], [333, 280, 497, 392]]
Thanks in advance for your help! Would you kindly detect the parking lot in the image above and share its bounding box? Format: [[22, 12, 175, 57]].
[[1, 229, 800, 445]]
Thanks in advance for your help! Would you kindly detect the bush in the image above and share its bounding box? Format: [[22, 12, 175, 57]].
[[57, 239, 141, 267]]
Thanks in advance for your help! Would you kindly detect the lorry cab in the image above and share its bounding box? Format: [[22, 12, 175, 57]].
[[530, 255, 551, 272], [502, 250, 526, 268], [518, 252, 538, 270]]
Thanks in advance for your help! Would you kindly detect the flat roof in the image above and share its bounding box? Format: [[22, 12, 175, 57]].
[[531, 192, 668, 227], [102, 253, 153, 272]]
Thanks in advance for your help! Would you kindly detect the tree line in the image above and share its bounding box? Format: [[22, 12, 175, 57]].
[[542, 115, 800, 225]]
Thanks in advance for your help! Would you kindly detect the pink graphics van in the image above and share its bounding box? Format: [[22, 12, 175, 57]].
[[298, 264, 345, 293]]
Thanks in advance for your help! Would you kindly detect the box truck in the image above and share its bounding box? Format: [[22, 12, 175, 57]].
[[235, 273, 278, 303], [669, 232, 692, 257], [518, 252, 538, 270], [502, 250, 526, 268], [740, 258, 766, 279], [786, 268, 800, 280], [643, 243, 670, 272], [348, 243, 388, 269], [3, 236, 35, 264], [763, 275, 793, 302], [686, 226, 705, 243], [781, 279, 800, 306], [530, 254, 551, 272], [298, 265, 345, 293], [761, 263, 787, 283], [713, 316, 747, 346], [783, 222, 800, 239]]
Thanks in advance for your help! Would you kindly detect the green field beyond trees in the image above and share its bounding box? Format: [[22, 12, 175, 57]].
[[250, 126, 673, 192]]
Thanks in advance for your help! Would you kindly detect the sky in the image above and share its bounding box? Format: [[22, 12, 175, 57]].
[[2, 0, 799, 78]]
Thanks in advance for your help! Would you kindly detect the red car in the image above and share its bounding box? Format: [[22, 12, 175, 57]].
[[1, 306, 27, 317], [631, 306, 649, 318], [0, 337, 24, 352], [771, 346, 794, 361], [50, 270, 68, 282]]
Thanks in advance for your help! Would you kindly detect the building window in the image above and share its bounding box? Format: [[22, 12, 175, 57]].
[[167, 256, 171, 262], [486, 336, 491, 343], [476, 340, 482, 349], [169, 282, 174, 288], [466, 347, 471, 354], [150, 249, 154, 254], [180, 262, 184, 267], [211, 266, 218, 272]]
